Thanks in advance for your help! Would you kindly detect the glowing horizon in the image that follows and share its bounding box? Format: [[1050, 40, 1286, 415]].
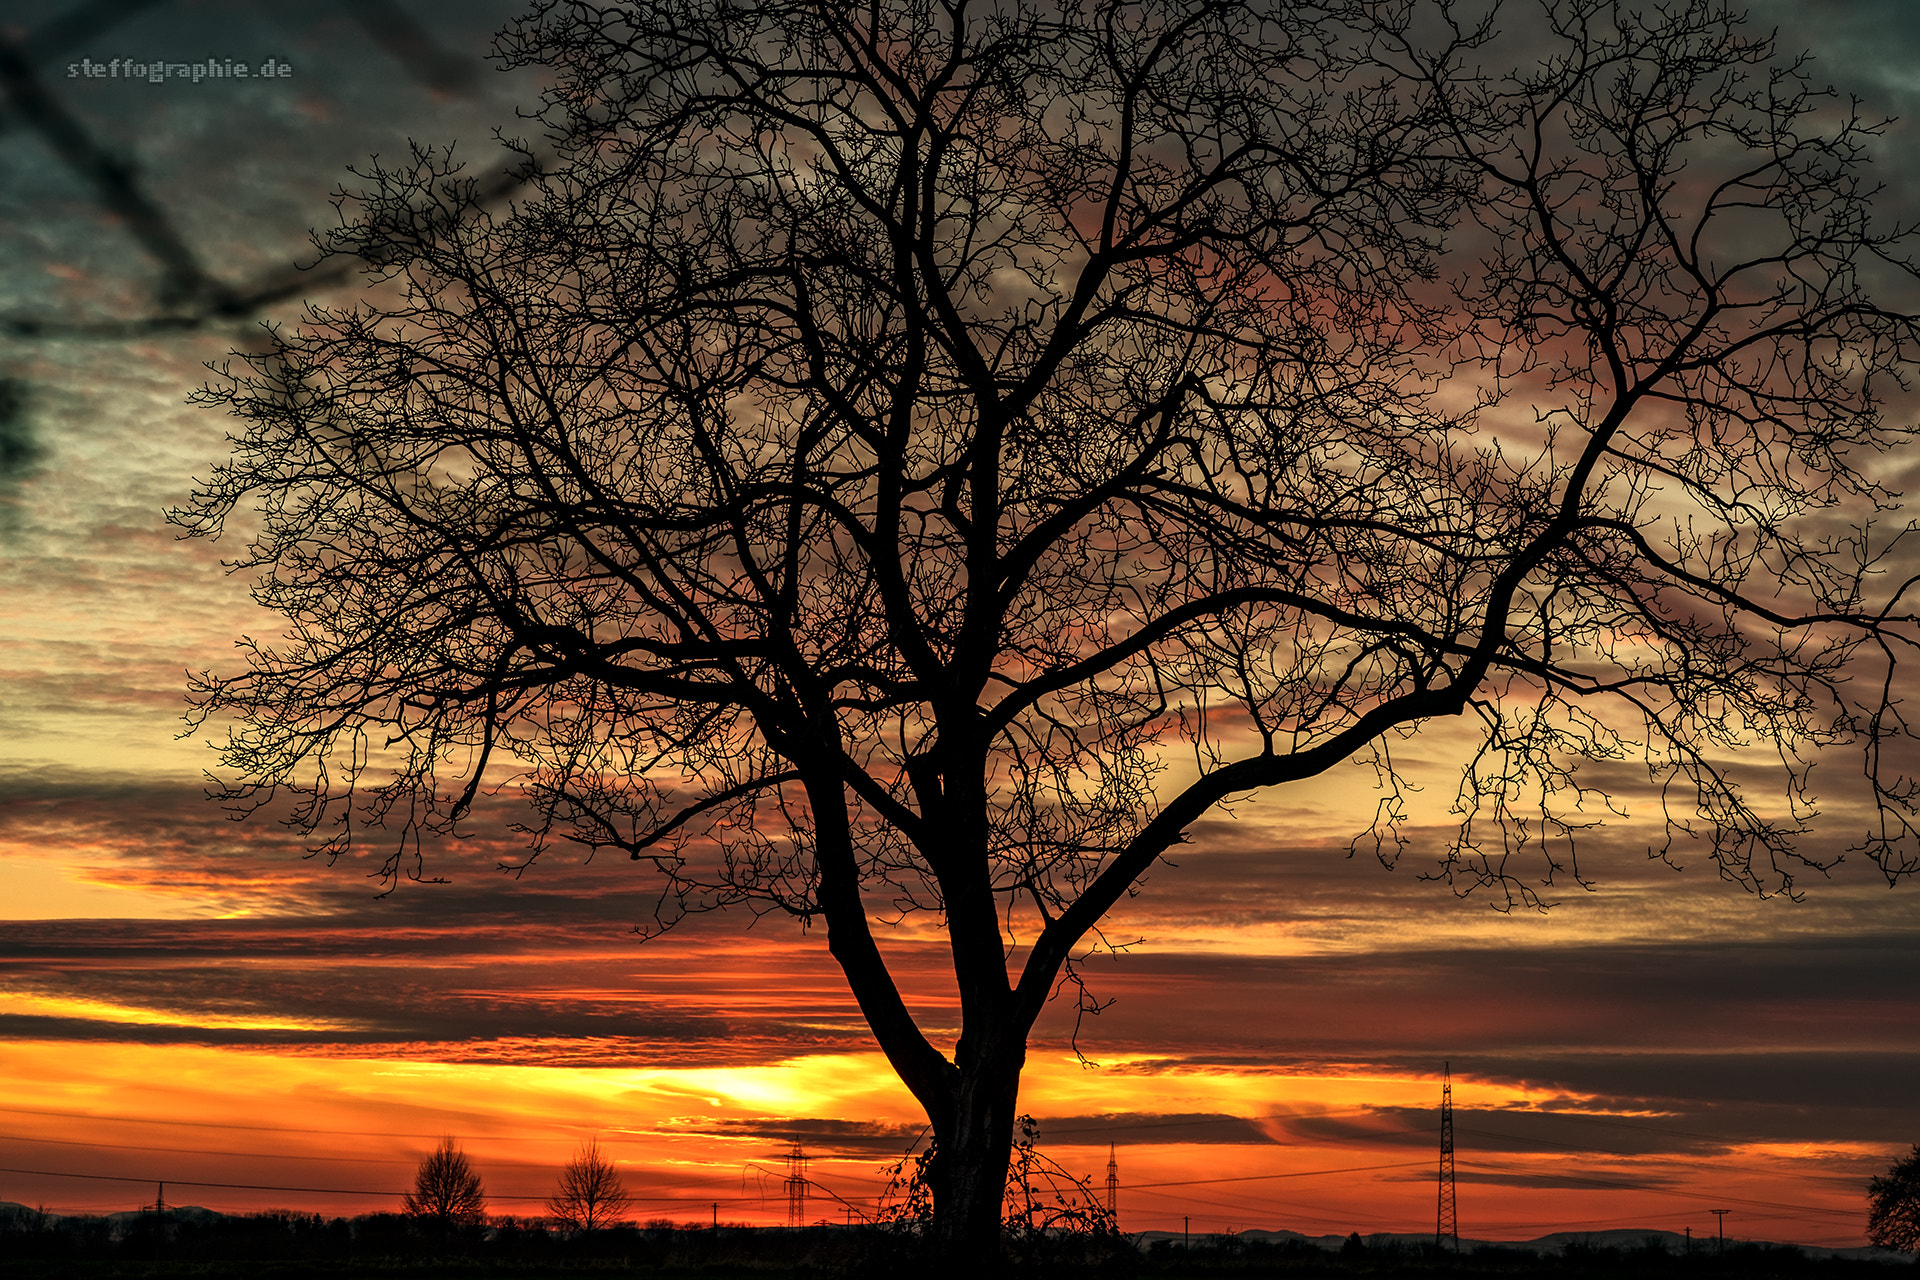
[[0, 1037, 1883, 1244]]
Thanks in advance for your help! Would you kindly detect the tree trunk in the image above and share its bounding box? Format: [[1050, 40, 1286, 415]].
[[926, 1035, 1024, 1270]]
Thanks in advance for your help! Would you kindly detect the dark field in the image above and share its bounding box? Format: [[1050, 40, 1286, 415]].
[[0, 1214, 1910, 1279]]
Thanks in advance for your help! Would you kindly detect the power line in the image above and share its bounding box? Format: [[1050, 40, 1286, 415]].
[[1514, 1110, 1764, 1150], [2, 1099, 1869, 1197], [0, 1132, 625, 1173], [1456, 1161, 1857, 1220], [0, 1104, 544, 1142], [1038, 1107, 1379, 1138], [1454, 1125, 1837, 1184], [1061, 1108, 1829, 1195], [1125, 1184, 1414, 1227], [0, 1152, 1428, 1224], [8, 1097, 1802, 1171], [1126, 1160, 1430, 1189], [1331, 1117, 1858, 1185], [0, 1102, 1872, 1229], [0, 1135, 422, 1164], [0, 1165, 768, 1206], [0, 1165, 532, 1199]]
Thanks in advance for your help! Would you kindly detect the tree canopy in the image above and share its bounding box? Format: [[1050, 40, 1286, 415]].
[[179, 0, 1920, 1255], [402, 1137, 486, 1228], [547, 1139, 633, 1232], [1870, 1144, 1920, 1252]]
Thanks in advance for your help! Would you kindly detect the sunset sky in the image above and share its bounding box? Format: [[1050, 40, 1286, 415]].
[[3, 0, 1918, 1249]]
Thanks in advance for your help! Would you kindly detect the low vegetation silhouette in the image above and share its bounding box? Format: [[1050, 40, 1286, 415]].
[[0, 1203, 1909, 1278]]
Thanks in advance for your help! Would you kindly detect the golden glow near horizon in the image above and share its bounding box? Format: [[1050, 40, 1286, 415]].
[[0, 1040, 1878, 1243], [0, 768, 1910, 1245]]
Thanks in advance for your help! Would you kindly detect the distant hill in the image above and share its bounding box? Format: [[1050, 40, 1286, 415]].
[[1131, 1226, 1912, 1265], [0, 1200, 224, 1227], [104, 1204, 225, 1226]]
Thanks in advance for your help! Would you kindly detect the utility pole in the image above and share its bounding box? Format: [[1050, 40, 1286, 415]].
[[785, 1142, 810, 1227], [711, 1202, 717, 1229], [1436, 1062, 1457, 1251], [1711, 1209, 1729, 1251], [1183, 1215, 1190, 1249], [154, 1182, 165, 1216], [1105, 1143, 1118, 1226]]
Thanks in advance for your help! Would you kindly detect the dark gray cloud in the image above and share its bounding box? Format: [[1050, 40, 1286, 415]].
[[1289, 1091, 1916, 1158], [6, 893, 1915, 1154], [659, 1110, 1282, 1157], [0, 378, 37, 483], [14, 917, 1916, 1067], [0, 770, 716, 923], [1034, 1112, 1280, 1147], [656, 1117, 929, 1158], [1448, 1166, 1683, 1193], [7, 754, 1909, 940], [1026, 932, 1920, 1064]]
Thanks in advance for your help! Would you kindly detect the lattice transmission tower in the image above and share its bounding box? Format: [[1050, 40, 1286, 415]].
[[1437, 1062, 1457, 1251], [785, 1141, 810, 1227], [1105, 1144, 1118, 1225]]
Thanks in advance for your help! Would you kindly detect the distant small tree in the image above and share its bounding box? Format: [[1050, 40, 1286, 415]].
[[1869, 1144, 1920, 1252], [403, 1137, 486, 1229], [546, 1139, 632, 1232]]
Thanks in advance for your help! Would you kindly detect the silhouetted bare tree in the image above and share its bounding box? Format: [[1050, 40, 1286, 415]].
[[178, 0, 1920, 1260], [402, 1137, 486, 1229], [546, 1139, 632, 1231], [1870, 1144, 1920, 1252]]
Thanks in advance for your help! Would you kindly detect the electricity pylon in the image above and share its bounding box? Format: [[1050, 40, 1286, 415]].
[[1105, 1144, 1118, 1224], [1437, 1062, 1458, 1251], [785, 1141, 810, 1227]]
